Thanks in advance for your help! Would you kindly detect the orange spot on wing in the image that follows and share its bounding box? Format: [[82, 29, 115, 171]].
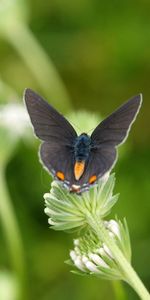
[[56, 171, 65, 181], [89, 175, 97, 184], [74, 161, 85, 180]]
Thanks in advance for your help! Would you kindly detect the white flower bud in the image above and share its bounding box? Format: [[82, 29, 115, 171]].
[[82, 255, 88, 264], [107, 220, 121, 239], [48, 218, 55, 225], [44, 207, 52, 215], [44, 193, 52, 201], [89, 253, 109, 268], [108, 231, 115, 238], [85, 261, 100, 273], [74, 246, 80, 255], [74, 257, 86, 272], [74, 239, 80, 246], [104, 221, 109, 226], [97, 247, 106, 256], [70, 250, 77, 262], [103, 243, 114, 259]]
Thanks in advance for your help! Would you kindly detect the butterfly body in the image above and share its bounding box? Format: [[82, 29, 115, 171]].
[[74, 133, 91, 161], [24, 89, 142, 193]]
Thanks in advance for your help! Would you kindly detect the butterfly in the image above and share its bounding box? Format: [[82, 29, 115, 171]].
[[24, 89, 142, 193]]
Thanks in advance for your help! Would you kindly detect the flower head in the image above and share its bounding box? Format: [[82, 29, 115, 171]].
[[68, 218, 131, 280], [44, 173, 119, 231], [44, 173, 132, 282]]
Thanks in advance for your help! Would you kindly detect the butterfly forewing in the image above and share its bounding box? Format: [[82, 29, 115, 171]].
[[91, 95, 142, 146], [24, 88, 77, 145], [82, 95, 143, 190]]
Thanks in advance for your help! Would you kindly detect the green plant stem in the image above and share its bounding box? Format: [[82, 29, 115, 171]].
[[3, 21, 72, 112], [86, 212, 150, 300], [0, 167, 26, 300], [112, 281, 127, 300]]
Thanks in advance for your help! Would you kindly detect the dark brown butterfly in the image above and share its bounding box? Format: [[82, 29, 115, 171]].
[[24, 89, 142, 193]]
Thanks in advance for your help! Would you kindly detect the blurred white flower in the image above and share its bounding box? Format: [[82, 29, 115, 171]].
[[0, 271, 18, 300], [0, 103, 29, 137]]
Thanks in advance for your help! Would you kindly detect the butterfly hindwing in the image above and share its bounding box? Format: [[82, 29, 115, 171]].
[[40, 141, 75, 184], [76, 147, 117, 190]]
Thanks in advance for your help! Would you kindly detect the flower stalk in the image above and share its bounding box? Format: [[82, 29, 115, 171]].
[[0, 167, 26, 300], [86, 213, 150, 300], [0, 100, 30, 300], [3, 22, 71, 112]]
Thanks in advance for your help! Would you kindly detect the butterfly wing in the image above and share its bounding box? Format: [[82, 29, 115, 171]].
[[40, 142, 75, 183], [91, 94, 142, 146], [24, 88, 77, 145], [81, 95, 142, 189], [74, 146, 116, 192], [24, 88, 77, 180]]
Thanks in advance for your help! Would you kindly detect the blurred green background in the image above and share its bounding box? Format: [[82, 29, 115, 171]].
[[0, 0, 150, 299]]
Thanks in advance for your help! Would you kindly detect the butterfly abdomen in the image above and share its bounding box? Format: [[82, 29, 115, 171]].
[[73, 133, 91, 181]]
